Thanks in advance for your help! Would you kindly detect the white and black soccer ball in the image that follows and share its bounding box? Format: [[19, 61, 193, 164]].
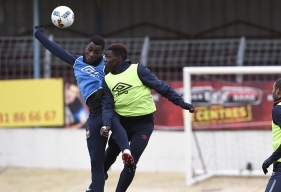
[[51, 6, 74, 28]]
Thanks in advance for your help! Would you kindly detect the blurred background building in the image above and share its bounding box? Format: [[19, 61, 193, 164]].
[[1, 0, 281, 82], [1, 0, 281, 39]]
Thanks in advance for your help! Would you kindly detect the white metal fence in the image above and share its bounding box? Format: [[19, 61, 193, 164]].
[[1, 36, 281, 82], [0, 36, 147, 83]]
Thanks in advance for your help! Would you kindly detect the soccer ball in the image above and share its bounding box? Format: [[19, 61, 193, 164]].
[[51, 6, 74, 28]]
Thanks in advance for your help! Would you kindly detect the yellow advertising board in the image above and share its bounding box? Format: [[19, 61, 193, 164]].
[[0, 78, 64, 127]]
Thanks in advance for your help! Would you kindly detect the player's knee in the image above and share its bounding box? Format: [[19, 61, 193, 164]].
[[104, 172, 108, 180], [108, 138, 121, 152], [107, 146, 121, 156]]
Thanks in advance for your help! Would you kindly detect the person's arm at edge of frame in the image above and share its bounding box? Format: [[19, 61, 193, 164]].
[[262, 106, 281, 175], [137, 63, 195, 112], [34, 25, 78, 65]]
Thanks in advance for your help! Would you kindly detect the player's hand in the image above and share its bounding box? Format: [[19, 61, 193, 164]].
[[189, 106, 195, 113], [187, 104, 195, 113], [100, 126, 111, 137], [262, 160, 270, 175]]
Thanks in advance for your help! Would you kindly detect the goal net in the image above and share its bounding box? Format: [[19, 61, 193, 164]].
[[183, 66, 281, 186]]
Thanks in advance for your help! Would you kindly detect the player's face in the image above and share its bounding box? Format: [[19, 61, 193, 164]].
[[104, 50, 121, 72], [84, 42, 103, 64]]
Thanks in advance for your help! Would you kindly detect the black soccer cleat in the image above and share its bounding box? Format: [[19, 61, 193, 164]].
[[128, 165, 137, 172], [85, 182, 92, 192]]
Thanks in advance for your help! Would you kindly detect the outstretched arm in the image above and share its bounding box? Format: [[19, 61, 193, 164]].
[[137, 64, 195, 112], [34, 25, 78, 65]]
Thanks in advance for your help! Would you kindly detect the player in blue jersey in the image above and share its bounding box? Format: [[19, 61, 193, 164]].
[[263, 78, 281, 192], [34, 26, 134, 192], [98, 43, 195, 192]]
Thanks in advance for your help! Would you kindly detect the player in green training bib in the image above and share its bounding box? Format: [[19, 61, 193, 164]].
[[263, 78, 281, 192], [99, 43, 195, 192]]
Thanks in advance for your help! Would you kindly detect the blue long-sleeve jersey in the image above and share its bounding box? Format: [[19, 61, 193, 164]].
[[102, 59, 193, 127], [267, 98, 281, 165], [34, 27, 105, 111]]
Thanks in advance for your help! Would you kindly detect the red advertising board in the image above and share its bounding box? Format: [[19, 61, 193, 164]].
[[153, 81, 273, 130]]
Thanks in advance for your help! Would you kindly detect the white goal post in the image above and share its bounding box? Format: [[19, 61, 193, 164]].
[[183, 66, 281, 186]]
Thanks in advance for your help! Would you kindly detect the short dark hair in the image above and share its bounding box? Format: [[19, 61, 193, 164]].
[[275, 78, 281, 90], [106, 43, 127, 60], [87, 35, 105, 50]]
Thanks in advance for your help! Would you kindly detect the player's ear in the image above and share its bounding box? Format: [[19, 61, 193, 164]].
[[275, 88, 281, 95]]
